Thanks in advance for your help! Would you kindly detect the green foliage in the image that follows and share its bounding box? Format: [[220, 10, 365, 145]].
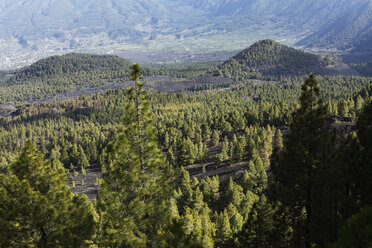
[[217, 209, 233, 241], [331, 207, 372, 248], [212, 40, 335, 80], [0, 140, 97, 247], [235, 196, 277, 248], [178, 138, 197, 166], [0, 53, 134, 103], [270, 74, 337, 247], [216, 136, 229, 163], [97, 64, 173, 247]]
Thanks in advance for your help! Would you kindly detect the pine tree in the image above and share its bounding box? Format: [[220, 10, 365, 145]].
[[273, 129, 283, 151], [355, 95, 365, 111], [216, 136, 229, 163], [193, 187, 204, 211], [97, 64, 173, 247], [227, 203, 244, 234], [179, 166, 194, 207], [217, 209, 232, 242], [225, 177, 244, 207], [164, 131, 170, 147], [0, 157, 8, 174], [178, 138, 196, 166], [211, 130, 220, 146], [270, 74, 335, 248], [166, 147, 175, 164], [235, 196, 277, 248], [0, 140, 97, 247], [77, 145, 90, 168], [200, 176, 219, 206]]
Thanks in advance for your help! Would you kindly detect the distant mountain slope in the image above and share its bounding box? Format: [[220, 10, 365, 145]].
[[351, 61, 372, 77], [0, 0, 370, 69], [297, 0, 372, 52], [0, 0, 168, 40], [212, 40, 358, 80]]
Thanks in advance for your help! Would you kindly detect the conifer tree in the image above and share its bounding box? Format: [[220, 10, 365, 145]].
[[235, 196, 277, 248], [77, 145, 90, 168], [216, 136, 229, 163], [97, 64, 173, 247], [225, 177, 244, 207], [179, 166, 194, 207], [217, 209, 233, 242], [166, 147, 175, 164], [273, 129, 283, 151], [227, 203, 244, 233], [178, 138, 197, 165], [356, 100, 372, 206], [211, 130, 220, 146], [0, 140, 97, 247], [270, 74, 335, 248]]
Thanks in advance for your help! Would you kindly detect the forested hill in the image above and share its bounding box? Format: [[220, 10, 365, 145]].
[[0, 53, 138, 104], [211, 40, 358, 80], [5, 53, 133, 84]]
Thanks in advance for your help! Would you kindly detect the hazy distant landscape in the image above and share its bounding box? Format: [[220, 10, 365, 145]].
[[0, 0, 371, 69]]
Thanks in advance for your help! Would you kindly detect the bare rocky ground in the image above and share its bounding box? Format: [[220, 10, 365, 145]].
[[66, 143, 247, 200], [67, 165, 101, 200]]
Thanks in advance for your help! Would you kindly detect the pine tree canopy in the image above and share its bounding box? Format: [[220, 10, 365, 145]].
[[0, 140, 97, 247], [97, 64, 174, 247]]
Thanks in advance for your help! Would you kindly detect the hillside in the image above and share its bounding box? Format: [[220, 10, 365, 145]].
[[297, 0, 372, 58], [351, 61, 372, 77], [211, 40, 358, 80], [7, 53, 133, 83], [0, 53, 133, 103]]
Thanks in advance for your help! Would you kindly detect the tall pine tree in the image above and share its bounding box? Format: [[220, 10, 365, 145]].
[[97, 64, 174, 247], [270, 74, 335, 248]]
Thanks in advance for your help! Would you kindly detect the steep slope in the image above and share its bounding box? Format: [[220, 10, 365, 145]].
[[297, 0, 372, 51], [212, 40, 358, 80]]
